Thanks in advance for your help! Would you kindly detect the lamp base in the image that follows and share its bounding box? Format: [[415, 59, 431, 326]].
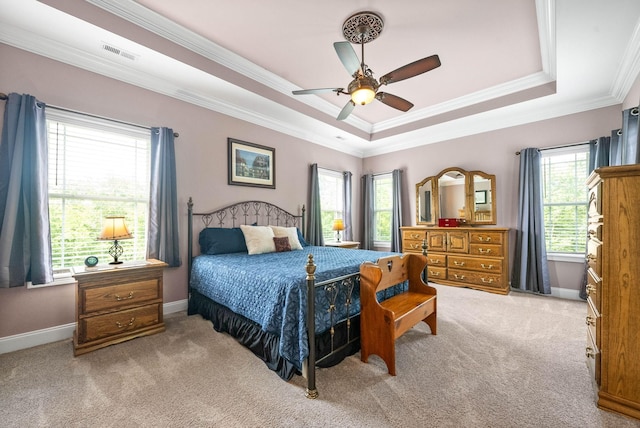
[[335, 231, 342, 242], [108, 240, 125, 265], [109, 260, 123, 265]]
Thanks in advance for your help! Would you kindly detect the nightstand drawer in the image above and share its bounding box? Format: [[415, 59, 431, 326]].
[[82, 279, 160, 314], [80, 303, 161, 342]]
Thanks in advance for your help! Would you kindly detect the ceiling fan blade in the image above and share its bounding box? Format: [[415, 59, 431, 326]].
[[337, 100, 355, 120], [376, 92, 414, 112], [334, 41, 361, 76], [379, 55, 441, 85], [292, 88, 341, 95]]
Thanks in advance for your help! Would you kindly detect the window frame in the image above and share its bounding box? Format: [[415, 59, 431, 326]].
[[373, 173, 393, 247], [44, 109, 151, 281], [540, 144, 590, 262], [317, 168, 345, 242]]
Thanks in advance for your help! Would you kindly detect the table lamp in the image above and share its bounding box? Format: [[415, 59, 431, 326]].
[[98, 216, 133, 264], [332, 219, 345, 242]]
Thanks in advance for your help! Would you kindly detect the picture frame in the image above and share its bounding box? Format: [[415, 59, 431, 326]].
[[475, 190, 487, 204], [228, 138, 275, 189]]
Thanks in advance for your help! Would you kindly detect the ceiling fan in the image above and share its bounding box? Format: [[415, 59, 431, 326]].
[[292, 11, 441, 121]]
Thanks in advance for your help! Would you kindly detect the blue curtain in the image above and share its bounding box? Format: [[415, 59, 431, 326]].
[[0, 93, 53, 287], [390, 169, 403, 252], [307, 164, 324, 246], [342, 171, 353, 241], [621, 106, 639, 164], [511, 148, 551, 294], [361, 174, 374, 250], [148, 127, 181, 267]]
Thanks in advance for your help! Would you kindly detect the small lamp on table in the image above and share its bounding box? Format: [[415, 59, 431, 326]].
[[98, 216, 133, 264], [332, 219, 345, 242]]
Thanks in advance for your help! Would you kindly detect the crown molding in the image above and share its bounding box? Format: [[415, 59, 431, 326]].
[[610, 17, 640, 101]]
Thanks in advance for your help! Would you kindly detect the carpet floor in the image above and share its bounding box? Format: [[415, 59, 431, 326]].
[[1, 283, 639, 427]]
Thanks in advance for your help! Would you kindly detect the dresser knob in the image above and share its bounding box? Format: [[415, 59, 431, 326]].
[[453, 261, 465, 266], [586, 284, 596, 295], [429, 271, 440, 277], [478, 236, 492, 242], [586, 347, 595, 359], [478, 248, 492, 254], [454, 274, 465, 280], [480, 278, 494, 284], [586, 316, 596, 327], [429, 259, 441, 264], [480, 263, 494, 270]]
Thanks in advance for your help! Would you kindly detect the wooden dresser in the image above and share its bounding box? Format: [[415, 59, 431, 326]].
[[586, 165, 640, 420], [401, 226, 509, 295], [73, 259, 167, 356]]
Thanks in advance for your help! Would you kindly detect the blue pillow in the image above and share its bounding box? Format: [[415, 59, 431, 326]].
[[297, 228, 309, 247], [199, 227, 248, 254]]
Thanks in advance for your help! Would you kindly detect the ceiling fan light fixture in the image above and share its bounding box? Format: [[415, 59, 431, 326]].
[[349, 75, 378, 105]]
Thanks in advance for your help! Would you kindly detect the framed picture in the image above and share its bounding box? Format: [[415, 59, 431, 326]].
[[475, 190, 487, 204], [228, 138, 275, 189]]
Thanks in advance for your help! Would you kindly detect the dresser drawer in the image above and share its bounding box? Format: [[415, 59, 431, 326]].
[[586, 239, 602, 278], [81, 279, 161, 314], [469, 231, 503, 245], [586, 268, 601, 314], [426, 266, 447, 281], [402, 230, 426, 241], [448, 268, 503, 288], [587, 182, 602, 218], [79, 303, 161, 342], [586, 328, 600, 387], [426, 253, 446, 267], [448, 255, 502, 273], [587, 221, 602, 242], [469, 243, 503, 258], [403, 239, 425, 253]]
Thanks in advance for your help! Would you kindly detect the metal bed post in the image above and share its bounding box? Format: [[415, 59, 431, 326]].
[[305, 254, 318, 399]]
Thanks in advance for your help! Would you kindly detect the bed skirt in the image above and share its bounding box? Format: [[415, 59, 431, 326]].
[[188, 289, 361, 381]]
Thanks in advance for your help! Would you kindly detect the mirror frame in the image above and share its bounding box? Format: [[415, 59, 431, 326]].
[[415, 167, 497, 226]]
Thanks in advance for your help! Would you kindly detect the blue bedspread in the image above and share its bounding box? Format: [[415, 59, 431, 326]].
[[189, 246, 400, 370]]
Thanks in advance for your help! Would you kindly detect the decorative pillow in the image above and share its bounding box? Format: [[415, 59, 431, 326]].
[[199, 228, 247, 255], [240, 224, 276, 255], [273, 236, 291, 252], [270, 225, 303, 250]]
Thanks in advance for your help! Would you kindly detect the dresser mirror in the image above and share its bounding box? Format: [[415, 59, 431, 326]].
[[415, 167, 497, 226]]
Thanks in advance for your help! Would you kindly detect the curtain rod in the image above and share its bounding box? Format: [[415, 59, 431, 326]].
[[515, 141, 589, 156], [0, 92, 179, 138]]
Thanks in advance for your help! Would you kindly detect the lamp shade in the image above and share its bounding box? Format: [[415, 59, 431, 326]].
[[332, 219, 345, 231], [351, 87, 376, 105], [98, 216, 133, 241]]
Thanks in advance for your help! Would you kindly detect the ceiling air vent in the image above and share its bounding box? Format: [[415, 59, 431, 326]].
[[101, 42, 138, 61]]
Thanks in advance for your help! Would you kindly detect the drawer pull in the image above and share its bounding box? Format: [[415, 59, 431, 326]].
[[586, 254, 597, 262], [115, 291, 134, 301], [453, 274, 465, 280], [477, 236, 492, 242], [428, 271, 441, 277], [453, 261, 465, 266], [480, 278, 494, 284], [410, 233, 422, 239], [115, 317, 135, 329], [586, 284, 596, 295], [478, 248, 492, 254], [410, 243, 420, 249], [429, 259, 441, 264], [588, 229, 597, 236], [586, 316, 596, 327], [480, 263, 494, 270], [586, 347, 595, 359]]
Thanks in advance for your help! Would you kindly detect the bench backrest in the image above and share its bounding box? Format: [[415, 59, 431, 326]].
[[360, 253, 427, 294]]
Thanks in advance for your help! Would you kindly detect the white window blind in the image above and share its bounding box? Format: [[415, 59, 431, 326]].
[[46, 110, 151, 269], [373, 173, 392, 243], [541, 145, 589, 255], [318, 168, 344, 241]]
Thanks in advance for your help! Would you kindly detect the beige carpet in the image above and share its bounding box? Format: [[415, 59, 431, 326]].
[[1, 284, 639, 428]]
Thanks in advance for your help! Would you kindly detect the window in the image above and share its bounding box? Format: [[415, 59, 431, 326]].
[[318, 168, 344, 241], [46, 110, 151, 270], [373, 173, 392, 244], [541, 145, 589, 257]]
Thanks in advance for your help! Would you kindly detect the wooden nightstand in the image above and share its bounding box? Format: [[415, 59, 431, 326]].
[[72, 259, 167, 356], [325, 240, 360, 249]]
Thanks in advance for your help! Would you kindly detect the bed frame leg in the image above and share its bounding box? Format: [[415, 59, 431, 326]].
[[305, 254, 319, 399]]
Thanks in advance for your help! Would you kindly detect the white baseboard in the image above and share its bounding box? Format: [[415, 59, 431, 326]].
[[0, 299, 188, 355], [550, 287, 582, 300]]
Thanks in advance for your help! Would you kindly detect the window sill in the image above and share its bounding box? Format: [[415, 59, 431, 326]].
[[547, 253, 585, 263]]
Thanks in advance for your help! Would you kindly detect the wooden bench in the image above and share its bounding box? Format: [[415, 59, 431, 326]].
[[359, 253, 437, 375]]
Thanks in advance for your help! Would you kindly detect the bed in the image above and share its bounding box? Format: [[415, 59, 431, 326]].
[[186, 198, 406, 398]]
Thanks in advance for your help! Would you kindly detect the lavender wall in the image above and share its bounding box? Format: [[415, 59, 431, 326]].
[[0, 42, 637, 339], [0, 45, 362, 338]]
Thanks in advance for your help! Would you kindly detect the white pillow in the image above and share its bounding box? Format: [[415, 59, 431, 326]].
[[240, 225, 276, 255], [270, 225, 303, 250]]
